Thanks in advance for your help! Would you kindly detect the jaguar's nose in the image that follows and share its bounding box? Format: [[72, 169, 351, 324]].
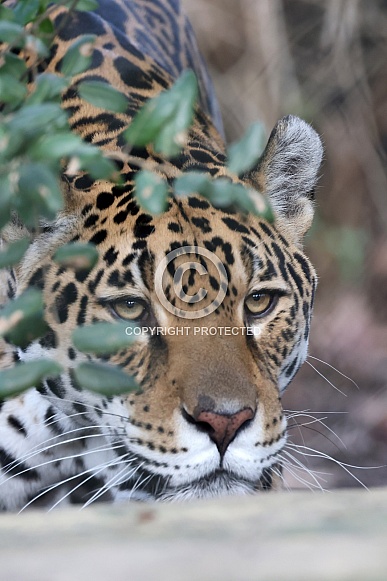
[[185, 407, 255, 456]]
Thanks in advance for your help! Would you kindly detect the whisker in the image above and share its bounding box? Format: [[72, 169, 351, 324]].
[[308, 355, 360, 390], [289, 423, 346, 454], [43, 394, 131, 424], [0, 427, 121, 479], [287, 412, 347, 449], [128, 472, 153, 500], [87, 461, 151, 505], [285, 408, 348, 417], [19, 451, 133, 513], [271, 465, 290, 491], [132, 466, 156, 496], [49, 454, 134, 512], [282, 448, 331, 479], [288, 416, 328, 428], [81, 459, 140, 508], [278, 458, 318, 491], [1, 442, 127, 487], [286, 444, 376, 490], [281, 449, 327, 490], [305, 360, 348, 397]]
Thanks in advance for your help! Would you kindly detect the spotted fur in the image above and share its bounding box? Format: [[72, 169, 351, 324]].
[[0, 0, 323, 511]]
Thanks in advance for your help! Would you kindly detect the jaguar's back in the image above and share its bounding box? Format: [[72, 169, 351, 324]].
[[0, 0, 323, 511]]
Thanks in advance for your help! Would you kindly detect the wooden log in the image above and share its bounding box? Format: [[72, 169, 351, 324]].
[[1, 487, 387, 580]]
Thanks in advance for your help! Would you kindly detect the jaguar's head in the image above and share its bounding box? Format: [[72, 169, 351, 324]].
[[15, 114, 322, 501]]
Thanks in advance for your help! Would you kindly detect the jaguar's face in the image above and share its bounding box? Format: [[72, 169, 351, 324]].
[[0, 1, 324, 510], [22, 170, 317, 500]]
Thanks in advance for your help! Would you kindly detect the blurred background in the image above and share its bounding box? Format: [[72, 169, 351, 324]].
[[183, 0, 387, 489]]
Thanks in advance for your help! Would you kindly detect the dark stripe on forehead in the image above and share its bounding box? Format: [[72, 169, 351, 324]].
[[137, 249, 155, 290], [107, 269, 133, 288], [187, 196, 210, 210], [258, 221, 274, 238], [240, 246, 256, 282], [222, 217, 250, 235], [202, 237, 235, 266], [271, 242, 287, 279], [77, 295, 88, 326], [259, 258, 277, 281], [55, 282, 78, 324], [287, 262, 304, 297], [294, 252, 312, 282], [88, 269, 104, 293], [89, 230, 107, 245], [191, 216, 212, 234], [103, 247, 119, 266], [134, 214, 154, 238]]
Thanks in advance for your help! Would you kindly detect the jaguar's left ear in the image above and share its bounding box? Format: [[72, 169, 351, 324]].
[[249, 115, 323, 243]]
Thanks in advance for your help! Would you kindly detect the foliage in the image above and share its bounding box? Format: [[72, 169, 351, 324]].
[[0, 359, 63, 399], [0, 0, 271, 398]]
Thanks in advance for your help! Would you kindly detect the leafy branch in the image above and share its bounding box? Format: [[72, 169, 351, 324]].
[[0, 0, 272, 398]]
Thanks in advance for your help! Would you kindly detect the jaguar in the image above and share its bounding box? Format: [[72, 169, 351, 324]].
[[0, 0, 323, 511]]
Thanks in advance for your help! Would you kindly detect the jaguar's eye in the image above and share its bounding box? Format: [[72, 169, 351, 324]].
[[112, 299, 146, 321], [244, 292, 277, 318]]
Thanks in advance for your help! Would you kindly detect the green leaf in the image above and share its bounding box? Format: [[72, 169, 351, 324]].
[[0, 238, 30, 269], [153, 70, 198, 157], [37, 17, 55, 38], [207, 179, 273, 220], [0, 288, 47, 348], [175, 174, 233, 206], [75, 153, 117, 180], [124, 69, 198, 157], [72, 321, 138, 355], [203, 178, 236, 208], [73, 361, 139, 395], [53, 0, 99, 10], [78, 80, 127, 113], [74, 0, 99, 9], [0, 6, 15, 22], [33, 132, 84, 160], [25, 34, 49, 58], [0, 124, 25, 161], [0, 72, 28, 106], [54, 242, 98, 272], [227, 121, 267, 176], [27, 73, 67, 105], [0, 359, 62, 399], [237, 185, 274, 222], [12, 0, 40, 25], [0, 53, 27, 80], [0, 21, 25, 46], [15, 163, 64, 227], [9, 103, 68, 136], [174, 173, 273, 220], [135, 170, 168, 215], [123, 95, 175, 148], [174, 172, 212, 197], [0, 175, 12, 230], [60, 34, 96, 77]]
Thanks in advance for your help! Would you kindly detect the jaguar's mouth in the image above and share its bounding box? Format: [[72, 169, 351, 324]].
[[103, 441, 282, 503], [159, 467, 276, 501]]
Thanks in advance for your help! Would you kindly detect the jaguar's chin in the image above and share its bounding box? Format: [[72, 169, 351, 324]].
[[146, 467, 276, 502]]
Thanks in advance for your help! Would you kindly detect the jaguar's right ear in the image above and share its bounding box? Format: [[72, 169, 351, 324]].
[[248, 115, 323, 244]]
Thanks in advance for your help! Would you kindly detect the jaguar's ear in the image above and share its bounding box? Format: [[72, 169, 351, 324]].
[[250, 115, 323, 243]]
